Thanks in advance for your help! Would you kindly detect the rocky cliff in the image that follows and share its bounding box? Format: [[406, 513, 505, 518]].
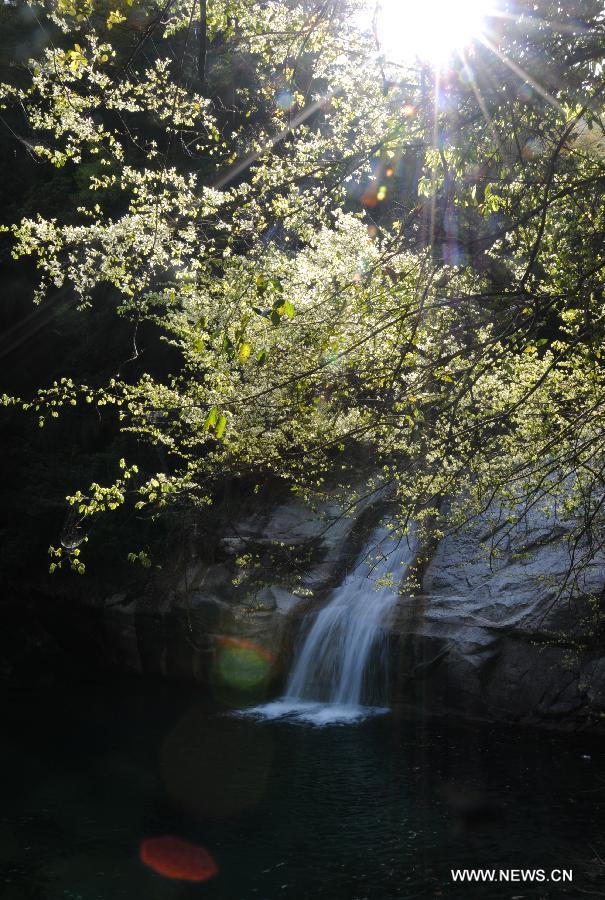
[[6, 488, 605, 731], [393, 509, 605, 730]]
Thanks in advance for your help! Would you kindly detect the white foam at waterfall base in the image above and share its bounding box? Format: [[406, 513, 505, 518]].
[[240, 526, 416, 727], [241, 699, 389, 726]]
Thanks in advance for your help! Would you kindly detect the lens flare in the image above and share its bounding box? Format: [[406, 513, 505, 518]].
[[161, 709, 273, 817], [215, 636, 274, 690], [376, 0, 494, 65], [140, 836, 218, 882]]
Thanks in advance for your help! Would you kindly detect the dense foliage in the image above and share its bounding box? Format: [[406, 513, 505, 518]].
[[1, 0, 605, 602]]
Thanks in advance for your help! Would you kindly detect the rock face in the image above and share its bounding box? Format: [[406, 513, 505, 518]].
[[11, 489, 605, 730], [69, 486, 382, 698], [391, 508, 605, 730]]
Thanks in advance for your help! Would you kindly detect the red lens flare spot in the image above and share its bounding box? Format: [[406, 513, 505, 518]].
[[361, 187, 379, 208], [140, 836, 218, 882]]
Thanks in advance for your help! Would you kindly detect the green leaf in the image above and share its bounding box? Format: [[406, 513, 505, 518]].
[[238, 341, 252, 362], [270, 310, 281, 327], [204, 407, 218, 430], [283, 299, 295, 319], [256, 275, 269, 294], [215, 414, 227, 439]]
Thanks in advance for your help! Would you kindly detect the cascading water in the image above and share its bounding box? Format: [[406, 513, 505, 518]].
[[247, 526, 416, 725]]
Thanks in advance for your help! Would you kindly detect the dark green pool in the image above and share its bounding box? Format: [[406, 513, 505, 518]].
[[0, 677, 603, 899]]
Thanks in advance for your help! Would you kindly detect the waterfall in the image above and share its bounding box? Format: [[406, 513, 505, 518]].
[[247, 526, 416, 725]]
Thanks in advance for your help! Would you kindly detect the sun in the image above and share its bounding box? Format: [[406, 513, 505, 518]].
[[375, 0, 493, 66]]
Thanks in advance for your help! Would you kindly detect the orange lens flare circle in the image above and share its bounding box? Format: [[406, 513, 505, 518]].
[[140, 836, 218, 882]]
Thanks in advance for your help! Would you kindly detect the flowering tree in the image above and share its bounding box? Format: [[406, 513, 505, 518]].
[[1, 0, 605, 602]]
